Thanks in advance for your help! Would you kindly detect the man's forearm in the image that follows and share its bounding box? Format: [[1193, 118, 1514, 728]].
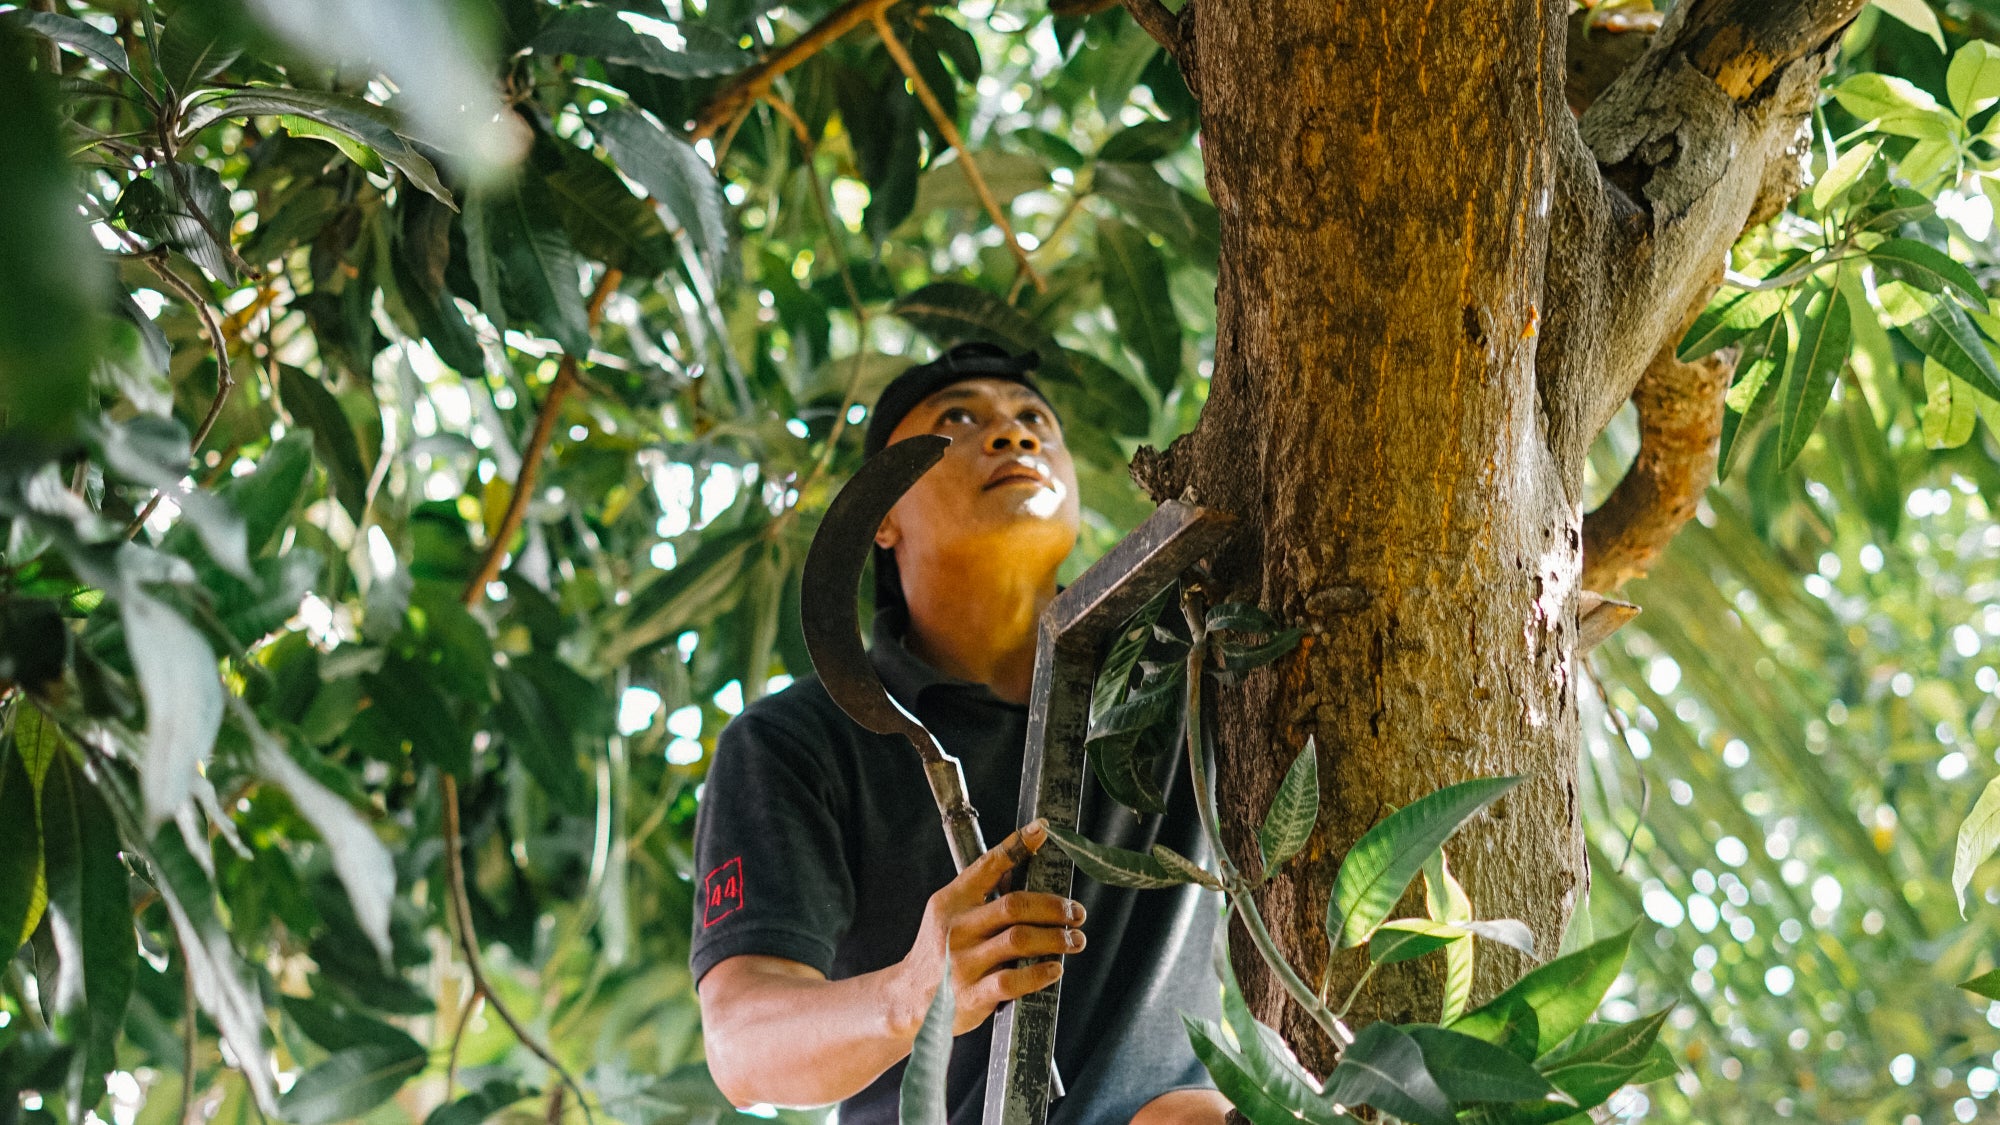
[[699, 957, 926, 1108]]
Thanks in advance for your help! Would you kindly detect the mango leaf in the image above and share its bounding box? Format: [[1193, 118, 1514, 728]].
[[1954, 774, 2000, 916], [1425, 851, 1475, 1022], [1091, 585, 1171, 727], [1406, 1026, 1566, 1107], [1377, 917, 1537, 961], [1960, 968, 2000, 1000], [1046, 824, 1188, 889], [1812, 138, 1882, 212], [1776, 279, 1849, 468], [1258, 738, 1319, 876], [1717, 311, 1788, 481], [602, 525, 763, 667], [596, 107, 733, 278], [115, 163, 237, 283], [1328, 776, 1521, 949], [480, 179, 592, 356], [1537, 1010, 1674, 1112], [279, 366, 373, 524], [1207, 603, 1279, 633], [1370, 924, 1456, 966], [180, 88, 453, 208], [1951, 40, 2000, 116], [1873, 0, 1946, 53], [36, 746, 137, 1109], [124, 592, 223, 829], [1321, 1022, 1454, 1125], [1152, 845, 1220, 890], [532, 4, 747, 76], [1449, 928, 1634, 1059], [546, 141, 673, 276], [1098, 217, 1182, 394], [1092, 729, 1169, 815], [1869, 238, 1986, 307], [1677, 277, 1793, 361], [1085, 591, 1175, 814], [900, 955, 955, 1125], [425, 1080, 528, 1125], [254, 729, 394, 961], [0, 731, 44, 958], [1903, 298, 2000, 403], [216, 430, 314, 556], [1834, 71, 1944, 130], [894, 282, 1081, 384], [1, 9, 130, 74], [1922, 358, 1981, 449], [279, 1039, 429, 1125], [1089, 661, 1183, 742], [1185, 1017, 1341, 1125], [1218, 629, 1303, 674], [1092, 161, 1219, 272]]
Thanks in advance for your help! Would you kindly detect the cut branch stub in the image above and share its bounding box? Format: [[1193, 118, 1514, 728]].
[[1581, 319, 1735, 594]]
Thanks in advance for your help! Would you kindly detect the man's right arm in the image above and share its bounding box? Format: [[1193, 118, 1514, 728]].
[[698, 820, 1085, 1109]]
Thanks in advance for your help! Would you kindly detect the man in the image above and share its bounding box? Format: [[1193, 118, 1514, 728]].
[[692, 344, 1228, 1125]]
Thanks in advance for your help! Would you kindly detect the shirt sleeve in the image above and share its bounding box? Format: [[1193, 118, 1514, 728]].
[[689, 700, 857, 985]]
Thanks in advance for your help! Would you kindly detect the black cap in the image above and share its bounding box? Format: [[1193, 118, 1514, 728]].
[[863, 342, 1055, 612], [862, 343, 1051, 456]]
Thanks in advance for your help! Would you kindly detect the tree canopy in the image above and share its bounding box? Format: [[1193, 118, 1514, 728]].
[[7, 0, 2000, 1122]]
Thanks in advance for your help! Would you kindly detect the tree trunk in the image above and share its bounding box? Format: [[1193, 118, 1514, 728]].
[[1129, 0, 1864, 1074]]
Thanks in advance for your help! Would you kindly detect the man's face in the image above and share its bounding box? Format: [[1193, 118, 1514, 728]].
[[874, 377, 1082, 563]]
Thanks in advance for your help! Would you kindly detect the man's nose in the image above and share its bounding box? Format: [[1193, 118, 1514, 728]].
[[985, 423, 1039, 453]]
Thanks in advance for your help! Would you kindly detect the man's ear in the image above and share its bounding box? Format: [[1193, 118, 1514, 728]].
[[874, 511, 900, 550]]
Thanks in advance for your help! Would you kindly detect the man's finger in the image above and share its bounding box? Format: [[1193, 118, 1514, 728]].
[[954, 891, 1082, 943], [968, 960, 1064, 1010], [958, 923, 1082, 978], [948, 819, 1048, 903]]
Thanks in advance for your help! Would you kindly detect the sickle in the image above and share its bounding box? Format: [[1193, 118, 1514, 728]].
[[800, 433, 988, 871]]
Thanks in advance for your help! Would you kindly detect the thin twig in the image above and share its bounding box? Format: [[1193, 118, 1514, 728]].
[[461, 269, 622, 599], [181, 939, 199, 1125], [1008, 188, 1088, 305], [872, 11, 1045, 294], [128, 259, 235, 539], [445, 989, 483, 1098], [692, 0, 904, 142], [1586, 664, 1650, 875], [441, 774, 595, 1125]]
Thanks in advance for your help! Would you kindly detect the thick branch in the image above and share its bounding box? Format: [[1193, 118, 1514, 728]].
[[1539, 0, 1864, 462], [1580, 323, 1734, 593], [692, 0, 899, 143]]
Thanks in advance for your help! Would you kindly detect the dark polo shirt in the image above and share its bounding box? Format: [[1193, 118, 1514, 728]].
[[690, 609, 1220, 1125]]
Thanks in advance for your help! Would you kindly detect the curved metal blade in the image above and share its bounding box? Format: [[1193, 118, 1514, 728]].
[[801, 434, 950, 740]]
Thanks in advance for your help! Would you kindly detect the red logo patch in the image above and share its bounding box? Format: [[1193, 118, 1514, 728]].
[[703, 857, 744, 926]]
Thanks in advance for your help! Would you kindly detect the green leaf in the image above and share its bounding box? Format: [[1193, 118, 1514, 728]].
[[1092, 161, 1219, 272], [1776, 280, 1850, 468], [1328, 776, 1522, 949], [1834, 71, 1944, 128], [1, 10, 130, 75], [1218, 629, 1303, 674], [1537, 1010, 1674, 1112], [279, 365, 374, 524], [1100, 119, 1194, 164], [1089, 662, 1183, 741], [496, 666, 594, 814], [1960, 968, 2000, 1000], [1449, 928, 1634, 1059], [1045, 824, 1189, 889], [1812, 138, 1882, 212], [1206, 603, 1279, 633], [1922, 358, 1981, 448], [900, 955, 955, 1125], [180, 88, 454, 208], [1677, 279, 1793, 361], [1954, 774, 2000, 915], [1151, 844, 1220, 890], [1184, 1017, 1342, 1125], [36, 747, 137, 1105], [1873, 0, 1946, 53], [894, 282, 1081, 384], [1375, 916, 1536, 961], [1717, 311, 1788, 480], [911, 150, 1052, 217], [546, 141, 673, 276], [217, 430, 314, 556], [1258, 738, 1319, 876], [1369, 924, 1457, 966], [1406, 1026, 1567, 1107], [1091, 727, 1169, 815], [279, 1040, 429, 1125], [1092, 587, 1172, 728], [116, 163, 237, 283], [594, 107, 730, 278], [1900, 297, 2000, 402], [602, 525, 764, 667], [254, 731, 395, 961], [425, 1080, 527, 1125], [1868, 238, 1985, 307], [1425, 851, 1475, 1022], [124, 592, 223, 829], [532, 4, 748, 76], [481, 179, 592, 357], [1321, 1022, 1455, 1125], [1098, 217, 1182, 394], [0, 730, 45, 958]]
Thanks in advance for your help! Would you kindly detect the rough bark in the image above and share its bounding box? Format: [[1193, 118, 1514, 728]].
[[1134, 0, 1863, 1072]]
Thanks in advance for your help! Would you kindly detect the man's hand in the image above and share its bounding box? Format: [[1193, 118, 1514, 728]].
[[896, 819, 1086, 1036]]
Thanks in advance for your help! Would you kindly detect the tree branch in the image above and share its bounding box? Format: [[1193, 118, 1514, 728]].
[[462, 269, 622, 601], [1539, 0, 1864, 463], [1118, 0, 1189, 69], [128, 259, 234, 538], [692, 0, 902, 143], [872, 11, 1045, 293], [1580, 317, 1734, 593]]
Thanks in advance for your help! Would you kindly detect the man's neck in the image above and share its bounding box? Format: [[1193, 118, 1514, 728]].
[[899, 557, 1055, 705]]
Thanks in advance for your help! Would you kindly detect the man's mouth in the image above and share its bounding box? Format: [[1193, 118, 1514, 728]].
[[984, 462, 1051, 490]]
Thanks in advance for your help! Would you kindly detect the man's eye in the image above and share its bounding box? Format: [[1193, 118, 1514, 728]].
[[940, 408, 975, 425], [1019, 410, 1046, 426]]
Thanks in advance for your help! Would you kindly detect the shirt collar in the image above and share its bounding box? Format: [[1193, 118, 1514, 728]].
[[869, 605, 1016, 711]]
